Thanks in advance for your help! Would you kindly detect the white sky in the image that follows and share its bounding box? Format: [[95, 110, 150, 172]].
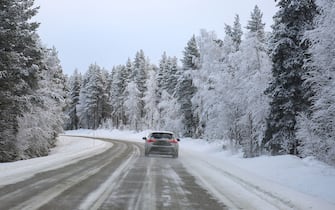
[[33, 0, 277, 75]]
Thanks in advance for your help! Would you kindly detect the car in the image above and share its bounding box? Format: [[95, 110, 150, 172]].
[[143, 131, 180, 158]]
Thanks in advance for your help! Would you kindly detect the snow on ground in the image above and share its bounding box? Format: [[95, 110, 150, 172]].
[[180, 137, 335, 205], [67, 129, 335, 208], [180, 138, 335, 209], [66, 129, 148, 142], [0, 135, 111, 186], [1, 129, 335, 209]]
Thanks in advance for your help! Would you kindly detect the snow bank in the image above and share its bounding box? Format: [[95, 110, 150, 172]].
[[180, 137, 335, 205], [66, 129, 149, 142], [0, 135, 111, 186]]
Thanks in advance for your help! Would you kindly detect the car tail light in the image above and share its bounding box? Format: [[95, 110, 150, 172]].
[[168, 139, 178, 143], [147, 139, 157, 143]]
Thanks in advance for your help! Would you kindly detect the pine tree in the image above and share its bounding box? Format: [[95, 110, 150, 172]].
[[176, 35, 200, 137], [65, 69, 82, 130], [157, 52, 168, 99], [297, 0, 335, 165], [122, 59, 133, 125], [225, 15, 243, 51], [263, 0, 318, 155], [133, 50, 148, 125], [109, 66, 118, 127], [158, 53, 179, 96], [109, 59, 133, 128], [0, 0, 43, 161], [166, 57, 179, 95], [77, 64, 106, 129], [17, 46, 66, 158], [246, 5, 266, 42], [100, 68, 111, 125], [110, 65, 129, 128], [181, 35, 200, 70], [152, 53, 181, 130], [176, 71, 197, 137]]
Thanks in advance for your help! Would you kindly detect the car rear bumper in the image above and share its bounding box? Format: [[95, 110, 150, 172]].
[[147, 145, 178, 155]]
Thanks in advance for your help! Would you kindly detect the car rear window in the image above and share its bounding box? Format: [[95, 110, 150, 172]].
[[150, 133, 173, 139]]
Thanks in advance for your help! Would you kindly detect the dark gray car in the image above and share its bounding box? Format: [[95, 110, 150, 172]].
[[143, 131, 180, 158]]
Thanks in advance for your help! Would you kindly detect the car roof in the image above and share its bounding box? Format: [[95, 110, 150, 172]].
[[149, 131, 174, 135]]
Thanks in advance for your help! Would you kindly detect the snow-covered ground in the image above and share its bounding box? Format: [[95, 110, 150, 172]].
[[1, 129, 335, 209], [0, 135, 111, 186], [180, 138, 335, 204]]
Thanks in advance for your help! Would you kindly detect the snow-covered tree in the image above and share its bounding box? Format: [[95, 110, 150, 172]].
[[165, 56, 179, 95], [64, 69, 82, 130], [132, 50, 148, 128], [192, 30, 224, 139], [157, 52, 179, 96], [209, 24, 246, 149], [225, 14, 243, 51], [193, 11, 270, 156], [17, 46, 66, 158], [0, 0, 50, 161], [236, 6, 272, 157], [175, 71, 197, 137], [246, 5, 266, 42], [143, 67, 160, 129], [159, 90, 183, 135], [109, 59, 133, 128], [181, 35, 200, 70], [124, 81, 141, 130], [145, 52, 182, 131], [263, 0, 318, 155], [77, 64, 107, 129], [109, 65, 125, 128], [297, 0, 335, 165], [176, 35, 200, 137], [157, 52, 168, 98], [99, 68, 111, 125]]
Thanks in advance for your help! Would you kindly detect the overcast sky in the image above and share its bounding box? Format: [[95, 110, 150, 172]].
[[33, 0, 277, 75]]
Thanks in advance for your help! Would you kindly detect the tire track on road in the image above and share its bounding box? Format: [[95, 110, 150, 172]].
[[0, 136, 227, 210], [78, 143, 141, 210], [0, 139, 136, 210]]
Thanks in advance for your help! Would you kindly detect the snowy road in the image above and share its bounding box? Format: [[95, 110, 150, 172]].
[[0, 137, 225, 210], [0, 134, 334, 210]]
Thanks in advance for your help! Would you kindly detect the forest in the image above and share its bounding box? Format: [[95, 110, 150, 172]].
[[1, 0, 334, 165]]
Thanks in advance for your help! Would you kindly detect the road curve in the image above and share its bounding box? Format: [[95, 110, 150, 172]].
[[0, 136, 227, 210]]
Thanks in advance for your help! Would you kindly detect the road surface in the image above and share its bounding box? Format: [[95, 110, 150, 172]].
[[0, 137, 227, 210]]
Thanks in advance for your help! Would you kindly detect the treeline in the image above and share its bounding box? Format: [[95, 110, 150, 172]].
[[1, 0, 335, 165], [0, 1, 66, 161], [65, 1, 335, 165]]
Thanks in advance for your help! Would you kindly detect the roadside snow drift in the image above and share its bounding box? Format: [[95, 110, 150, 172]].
[[0, 135, 111, 186]]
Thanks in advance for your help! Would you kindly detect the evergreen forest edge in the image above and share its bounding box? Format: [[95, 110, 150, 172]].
[[1, 0, 335, 166]]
